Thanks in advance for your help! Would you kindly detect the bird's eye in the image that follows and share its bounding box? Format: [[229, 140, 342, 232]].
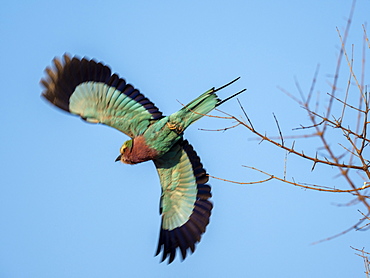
[[120, 145, 126, 153]]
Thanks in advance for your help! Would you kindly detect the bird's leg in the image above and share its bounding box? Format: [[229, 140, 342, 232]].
[[166, 121, 184, 134]]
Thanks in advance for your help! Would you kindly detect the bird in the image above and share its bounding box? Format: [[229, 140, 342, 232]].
[[40, 54, 244, 263]]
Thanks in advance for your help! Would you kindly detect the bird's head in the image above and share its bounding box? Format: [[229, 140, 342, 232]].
[[115, 139, 134, 164]]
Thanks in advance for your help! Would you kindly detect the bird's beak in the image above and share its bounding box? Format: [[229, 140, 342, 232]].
[[115, 154, 121, 162]]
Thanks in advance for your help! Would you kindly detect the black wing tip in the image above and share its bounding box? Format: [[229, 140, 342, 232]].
[[156, 207, 212, 264], [41, 53, 163, 119]]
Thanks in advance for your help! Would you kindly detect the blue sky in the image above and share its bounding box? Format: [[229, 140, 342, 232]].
[[1, 0, 369, 277]]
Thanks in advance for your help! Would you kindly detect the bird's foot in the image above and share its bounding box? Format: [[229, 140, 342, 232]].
[[167, 122, 184, 134]]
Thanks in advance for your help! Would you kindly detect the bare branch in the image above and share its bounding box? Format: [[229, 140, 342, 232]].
[[236, 165, 370, 193]]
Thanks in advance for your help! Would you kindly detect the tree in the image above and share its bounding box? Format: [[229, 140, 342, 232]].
[[206, 0, 370, 274]]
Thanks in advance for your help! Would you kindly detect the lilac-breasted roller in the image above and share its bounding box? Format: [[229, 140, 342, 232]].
[[41, 54, 243, 263]]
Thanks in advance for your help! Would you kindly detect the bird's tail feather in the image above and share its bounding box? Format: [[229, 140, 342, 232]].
[[170, 78, 245, 130]]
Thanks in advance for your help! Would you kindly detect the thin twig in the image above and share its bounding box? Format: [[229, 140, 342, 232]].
[[312, 212, 369, 245], [199, 122, 241, 132], [208, 174, 273, 184], [273, 113, 284, 146]]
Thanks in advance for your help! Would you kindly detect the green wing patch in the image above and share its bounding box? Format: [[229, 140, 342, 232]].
[[41, 54, 162, 137], [153, 140, 212, 263]]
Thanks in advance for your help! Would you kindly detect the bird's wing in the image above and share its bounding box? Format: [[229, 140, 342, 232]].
[[41, 54, 163, 138], [153, 140, 212, 263]]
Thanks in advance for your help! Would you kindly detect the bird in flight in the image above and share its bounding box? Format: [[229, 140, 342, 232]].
[[41, 54, 243, 263]]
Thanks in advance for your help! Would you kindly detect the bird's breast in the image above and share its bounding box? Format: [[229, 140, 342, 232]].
[[123, 136, 159, 164]]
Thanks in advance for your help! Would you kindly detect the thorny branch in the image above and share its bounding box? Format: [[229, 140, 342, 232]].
[[351, 246, 370, 277], [201, 0, 370, 242]]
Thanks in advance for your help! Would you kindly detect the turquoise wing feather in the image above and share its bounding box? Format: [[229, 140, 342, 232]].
[[41, 54, 162, 138], [153, 140, 212, 263]]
